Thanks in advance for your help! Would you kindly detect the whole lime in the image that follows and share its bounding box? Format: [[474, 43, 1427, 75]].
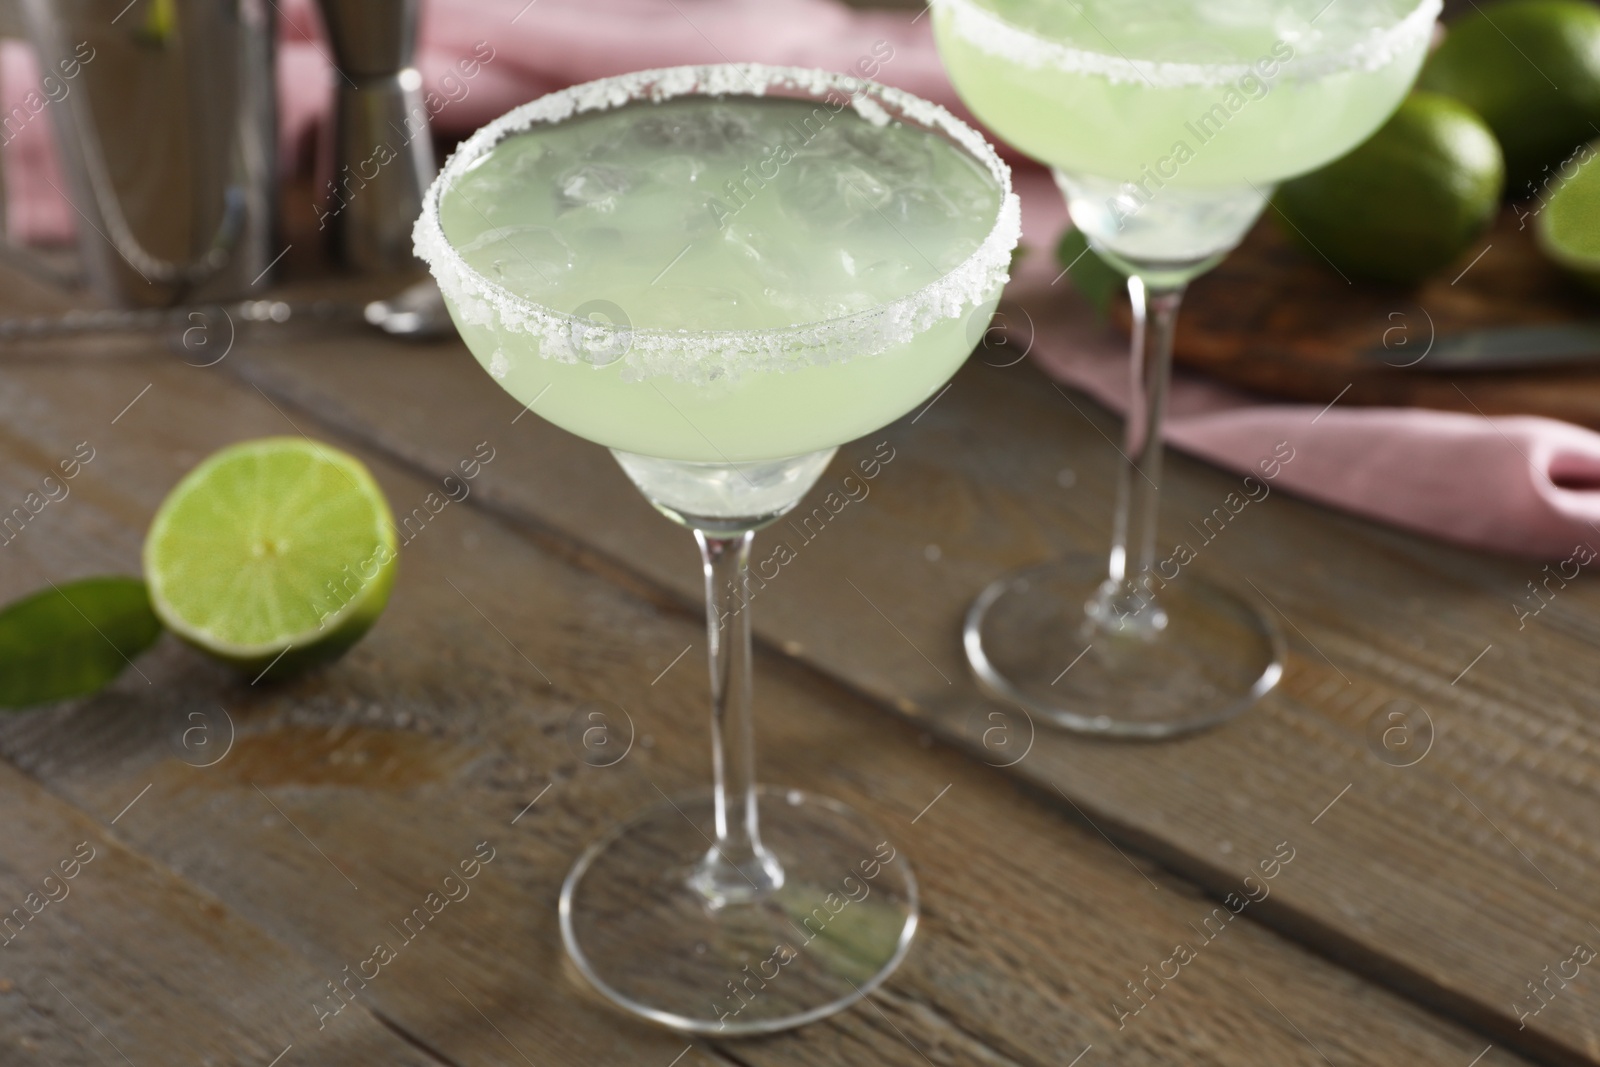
[[144, 437, 397, 683], [1535, 137, 1600, 288], [1419, 0, 1600, 197], [1272, 92, 1504, 285]]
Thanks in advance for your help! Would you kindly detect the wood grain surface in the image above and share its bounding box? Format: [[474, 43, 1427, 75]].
[[220, 296, 1600, 1066], [0, 349, 1538, 1067], [0, 755, 442, 1066]]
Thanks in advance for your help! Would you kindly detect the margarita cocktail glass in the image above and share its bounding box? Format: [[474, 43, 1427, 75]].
[[933, 0, 1439, 737], [416, 64, 1019, 1033]]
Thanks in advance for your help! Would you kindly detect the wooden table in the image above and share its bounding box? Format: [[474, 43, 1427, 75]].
[[0, 257, 1593, 1067]]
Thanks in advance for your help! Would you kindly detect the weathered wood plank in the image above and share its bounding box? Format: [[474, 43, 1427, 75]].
[[0, 353, 1532, 1066], [0, 758, 445, 1066], [221, 294, 1600, 1066]]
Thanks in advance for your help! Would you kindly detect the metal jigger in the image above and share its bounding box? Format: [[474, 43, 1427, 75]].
[[316, 0, 436, 273]]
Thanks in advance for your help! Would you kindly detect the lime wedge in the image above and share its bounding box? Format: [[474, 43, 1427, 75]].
[[143, 437, 397, 681], [1536, 140, 1600, 290]]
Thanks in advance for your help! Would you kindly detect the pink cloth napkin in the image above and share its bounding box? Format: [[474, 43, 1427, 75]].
[[1008, 172, 1600, 559], [5, 0, 1599, 558]]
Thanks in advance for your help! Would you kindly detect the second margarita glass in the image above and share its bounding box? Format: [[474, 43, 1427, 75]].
[[933, 0, 1440, 737]]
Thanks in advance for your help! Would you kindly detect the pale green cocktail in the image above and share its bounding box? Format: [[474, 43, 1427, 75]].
[[934, 0, 1438, 187], [422, 74, 1014, 465]]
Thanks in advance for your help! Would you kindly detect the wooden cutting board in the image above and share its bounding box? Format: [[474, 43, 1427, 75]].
[[1143, 206, 1600, 427]]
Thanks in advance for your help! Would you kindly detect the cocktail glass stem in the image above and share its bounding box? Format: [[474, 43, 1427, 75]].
[[689, 528, 784, 906], [560, 447, 920, 1033], [961, 177, 1286, 738], [1088, 276, 1182, 639]]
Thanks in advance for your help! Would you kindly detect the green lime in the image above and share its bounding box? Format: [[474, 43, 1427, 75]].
[[1419, 0, 1600, 196], [1272, 92, 1503, 284], [1535, 138, 1600, 287], [144, 437, 397, 682]]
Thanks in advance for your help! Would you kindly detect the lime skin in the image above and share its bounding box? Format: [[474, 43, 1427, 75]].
[[1419, 0, 1600, 197], [1272, 92, 1504, 285]]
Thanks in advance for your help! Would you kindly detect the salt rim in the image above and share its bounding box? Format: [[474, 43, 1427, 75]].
[[413, 63, 1021, 386], [930, 0, 1442, 88]]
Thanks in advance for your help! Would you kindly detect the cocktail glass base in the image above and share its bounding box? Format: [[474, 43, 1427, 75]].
[[963, 554, 1285, 739], [559, 786, 918, 1036]]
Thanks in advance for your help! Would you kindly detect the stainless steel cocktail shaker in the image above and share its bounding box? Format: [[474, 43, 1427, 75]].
[[19, 0, 278, 308]]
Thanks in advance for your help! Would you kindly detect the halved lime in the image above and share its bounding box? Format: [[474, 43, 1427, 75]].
[[1536, 139, 1600, 289], [144, 437, 397, 682]]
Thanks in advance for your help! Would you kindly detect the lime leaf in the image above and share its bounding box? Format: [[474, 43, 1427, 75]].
[[1008, 241, 1030, 275], [1056, 229, 1124, 317], [0, 577, 163, 709]]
